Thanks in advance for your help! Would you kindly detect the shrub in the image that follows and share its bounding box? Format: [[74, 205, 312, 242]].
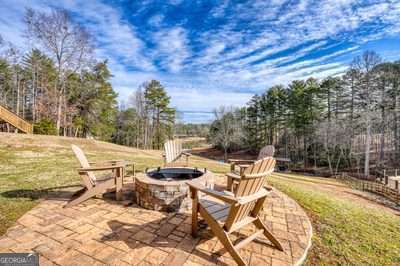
[[33, 118, 57, 135]]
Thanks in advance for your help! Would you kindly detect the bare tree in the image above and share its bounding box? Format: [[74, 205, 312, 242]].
[[210, 106, 243, 161], [350, 51, 381, 178], [25, 8, 92, 135], [316, 120, 352, 176], [130, 85, 148, 148]]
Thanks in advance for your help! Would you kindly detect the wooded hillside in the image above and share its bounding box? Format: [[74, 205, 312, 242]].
[[0, 8, 176, 150], [210, 51, 400, 177]]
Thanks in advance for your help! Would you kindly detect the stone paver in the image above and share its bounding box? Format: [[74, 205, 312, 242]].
[[0, 175, 312, 265]]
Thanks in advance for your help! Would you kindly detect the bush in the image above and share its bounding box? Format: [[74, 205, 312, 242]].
[[33, 118, 57, 135]]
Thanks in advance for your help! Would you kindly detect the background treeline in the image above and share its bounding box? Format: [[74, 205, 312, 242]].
[[174, 123, 210, 138], [0, 8, 177, 149], [210, 51, 400, 178], [114, 80, 175, 149]]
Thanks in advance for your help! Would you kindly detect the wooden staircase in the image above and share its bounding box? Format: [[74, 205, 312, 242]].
[[0, 104, 33, 134]]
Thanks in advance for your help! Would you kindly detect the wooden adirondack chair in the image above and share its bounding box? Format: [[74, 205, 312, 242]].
[[65, 145, 129, 208], [163, 139, 191, 166], [187, 157, 283, 266], [229, 145, 275, 172], [227, 145, 275, 191]]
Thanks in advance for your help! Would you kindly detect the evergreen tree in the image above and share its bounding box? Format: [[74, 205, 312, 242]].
[[144, 80, 175, 149]]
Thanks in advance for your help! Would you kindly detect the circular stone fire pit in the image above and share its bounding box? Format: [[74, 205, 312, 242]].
[[135, 167, 213, 212]]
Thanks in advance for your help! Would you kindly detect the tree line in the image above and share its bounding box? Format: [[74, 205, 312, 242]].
[[210, 51, 400, 178], [0, 8, 176, 149]]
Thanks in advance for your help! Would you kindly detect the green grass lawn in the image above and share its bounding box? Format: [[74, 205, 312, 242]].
[[270, 173, 400, 265], [0, 133, 228, 235]]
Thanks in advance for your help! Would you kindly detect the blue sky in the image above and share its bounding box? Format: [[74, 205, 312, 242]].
[[1, 0, 400, 123]]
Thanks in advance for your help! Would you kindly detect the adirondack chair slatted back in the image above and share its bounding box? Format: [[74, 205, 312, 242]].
[[164, 140, 182, 164], [71, 145, 96, 187], [257, 145, 275, 160], [224, 157, 276, 231]]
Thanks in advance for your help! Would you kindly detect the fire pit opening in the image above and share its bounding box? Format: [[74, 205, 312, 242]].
[[135, 167, 213, 212], [147, 167, 204, 181]]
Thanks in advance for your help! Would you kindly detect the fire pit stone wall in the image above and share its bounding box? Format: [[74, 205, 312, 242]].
[[135, 167, 213, 212]]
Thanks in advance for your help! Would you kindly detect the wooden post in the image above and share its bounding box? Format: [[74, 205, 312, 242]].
[[189, 187, 198, 237], [383, 169, 386, 183], [115, 167, 123, 201]]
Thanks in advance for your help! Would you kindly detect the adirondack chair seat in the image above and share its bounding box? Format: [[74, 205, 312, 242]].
[[88, 174, 115, 184], [198, 198, 230, 224], [197, 186, 275, 226]]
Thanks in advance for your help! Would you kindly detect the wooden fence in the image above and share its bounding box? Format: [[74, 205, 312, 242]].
[[337, 174, 400, 205]]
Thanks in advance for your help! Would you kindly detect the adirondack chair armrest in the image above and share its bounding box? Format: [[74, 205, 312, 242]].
[[244, 168, 274, 178], [236, 188, 270, 205], [228, 159, 255, 165], [78, 164, 125, 172], [275, 157, 291, 162], [226, 172, 241, 180], [226, 172, 241, 191], [237, 164, 250, 170], [186, 181, 237, 204], [89, 160, 124, 165]]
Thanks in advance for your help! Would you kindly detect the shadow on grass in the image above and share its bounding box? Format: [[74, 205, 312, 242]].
[[0, 184, 83, 201]]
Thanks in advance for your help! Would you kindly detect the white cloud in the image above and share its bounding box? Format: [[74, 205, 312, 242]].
[[152, 26, 190, 72]]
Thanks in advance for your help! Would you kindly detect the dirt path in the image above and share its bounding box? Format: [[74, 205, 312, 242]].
[[272, 173, 400, 216]]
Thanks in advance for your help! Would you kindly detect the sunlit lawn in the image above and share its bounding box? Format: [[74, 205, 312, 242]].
[[270, 173, 400, 265]]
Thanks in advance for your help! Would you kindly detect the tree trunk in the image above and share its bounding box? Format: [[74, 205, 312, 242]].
[[63, 97, 67, 137], [56, 92, 62, 135], [394, 90, 400, 161], [380, 112, 386, 164], [16, 73, 20, 116], [326, 149, 333, 175], [303, 134, 308, 169], [224, 147, 228, 162], [364, 120, 371, 178]]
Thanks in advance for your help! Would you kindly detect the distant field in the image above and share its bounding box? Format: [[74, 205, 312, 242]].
[[0, 133, 228, 235]]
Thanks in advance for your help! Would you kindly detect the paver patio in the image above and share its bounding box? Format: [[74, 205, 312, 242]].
[[0, 175, 312, 265]]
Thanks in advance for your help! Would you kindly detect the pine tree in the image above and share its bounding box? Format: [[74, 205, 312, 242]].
[[144, 80, 175, 149]]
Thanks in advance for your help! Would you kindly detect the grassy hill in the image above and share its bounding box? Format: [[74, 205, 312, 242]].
[[0, 133, 228, 235], [1, 133, 400, 265]]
